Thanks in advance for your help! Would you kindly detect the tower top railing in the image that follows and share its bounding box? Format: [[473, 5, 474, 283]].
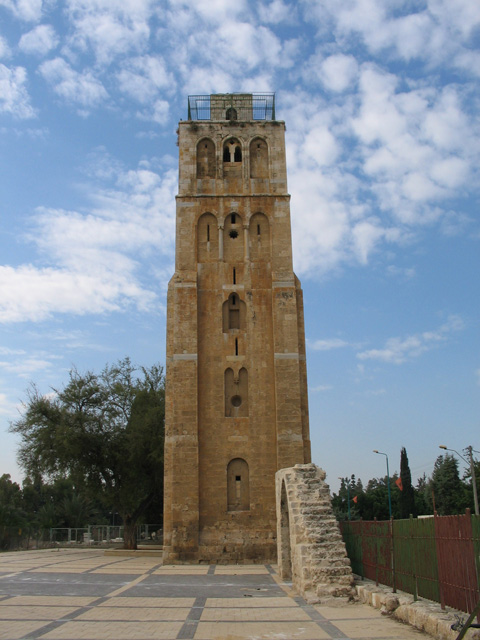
[[187, 93, 276, 121]]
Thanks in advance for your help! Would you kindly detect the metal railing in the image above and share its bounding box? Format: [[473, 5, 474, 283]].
[[340, 511, 480, 616], [49, 524, 163, 545], [187, 93, 276, 121]]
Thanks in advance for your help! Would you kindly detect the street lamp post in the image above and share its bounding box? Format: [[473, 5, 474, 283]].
[[373, 450, 392, 519], [439, 444, 479, 516]]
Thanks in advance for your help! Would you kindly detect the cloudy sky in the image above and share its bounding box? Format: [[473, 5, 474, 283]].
[[1, 0, 479, 493]]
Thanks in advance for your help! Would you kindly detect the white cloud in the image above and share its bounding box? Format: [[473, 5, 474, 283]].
[[0, 63, 36, 118], [386, 265, 416, 279], [64, 0, 153, 64], [303, 0, 480, 68], [309, 384, 333, 392], [310, 338, 348, 351], [0, 264, 154, 322], [19, 24, 58, 56], [0, 392, 20, 417], [0, 157, 177, 324], [319, 54, 358, 92], [0, 0, 43, 22], [168, 0, 248, 24], [215, 22, 282, 70], [303, 125, 339, 167], [39, 58, 108, 109], [117, 55, 174, 103], [0, 353, 60, 377], [0, 36, 11, 58], [258, 0, 296, 24], [357, 315, 465, 364]]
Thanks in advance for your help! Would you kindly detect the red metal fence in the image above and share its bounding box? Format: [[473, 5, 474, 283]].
[[340, 511, 480, 616]]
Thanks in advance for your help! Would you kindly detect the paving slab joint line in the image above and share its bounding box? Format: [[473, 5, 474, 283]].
[[355, 579, 479, 640]]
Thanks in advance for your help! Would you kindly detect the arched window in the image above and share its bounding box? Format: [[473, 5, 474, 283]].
[[226, 107, 237, 120], [222, 292, 246, 332], [196, 138, 216, 178], [227, 458, 250, 511], [249, 212, 271, 261], [224, 367, 248, 417], [223, 213, 244, 263], [223, 138, 242, 163], [249, 138, 268, 178], [197, 212, 218, 263]]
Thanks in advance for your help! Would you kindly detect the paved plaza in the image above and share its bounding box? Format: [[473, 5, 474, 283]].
[[0, 549, 427, 640]]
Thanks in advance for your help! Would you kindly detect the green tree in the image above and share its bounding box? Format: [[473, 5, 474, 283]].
[[431, 454, 467, 515], [462, 455, 480, 514], [11, 358, 165, 549], [399, 447, 416, 518], [0, 474, 26, 549], [332, 475, 361, 520]]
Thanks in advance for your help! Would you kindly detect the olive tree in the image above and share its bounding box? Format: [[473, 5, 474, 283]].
[[11, 358, 164, 549]]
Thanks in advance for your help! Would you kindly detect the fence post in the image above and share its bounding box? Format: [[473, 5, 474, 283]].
[[411, 515, 418, 601], [391, 517, 396, 593], [434, 510, 446, 610]]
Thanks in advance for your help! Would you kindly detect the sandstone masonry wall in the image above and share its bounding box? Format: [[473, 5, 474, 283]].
[[276, 463, 355, 602]]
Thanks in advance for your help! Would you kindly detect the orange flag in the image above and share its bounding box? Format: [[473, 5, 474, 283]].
[[396, 477, 403, 491], [353, 495, 358, 503]]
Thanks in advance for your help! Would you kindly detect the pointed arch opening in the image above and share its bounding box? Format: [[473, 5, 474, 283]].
[[197, 212, 218, 262], [249, 212, 271, 261], [227, 458, 250, 511], [223, 213, 244, 263], [279, 480, 292, 579], [196, 138, 216, 178], [223, 138, 242, 164], [222, 292, 246, 332], [250, 137, 269, 178]]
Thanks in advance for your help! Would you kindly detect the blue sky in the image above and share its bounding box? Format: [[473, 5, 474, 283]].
[[1, 0, 479, 494]]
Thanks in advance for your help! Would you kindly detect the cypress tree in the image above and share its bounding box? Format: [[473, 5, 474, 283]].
[[399, 447, 416, 518]]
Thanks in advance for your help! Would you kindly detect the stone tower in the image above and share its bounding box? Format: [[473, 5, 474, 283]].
[[163, 93, 311, 564]]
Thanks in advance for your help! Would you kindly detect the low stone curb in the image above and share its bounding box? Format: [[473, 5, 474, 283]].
[[355, 579, 480, 640]]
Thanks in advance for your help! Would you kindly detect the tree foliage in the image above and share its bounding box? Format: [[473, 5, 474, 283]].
[[332, 447, 477, 521], [430, 454, 467, 515], [399, 447, 416, 518], [10, 358, 165, 549]]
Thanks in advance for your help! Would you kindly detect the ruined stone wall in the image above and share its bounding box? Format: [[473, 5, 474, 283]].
[[276, 464, 355, 602]]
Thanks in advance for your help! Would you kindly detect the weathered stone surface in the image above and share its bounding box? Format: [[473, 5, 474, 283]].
[[276, 463, 355, 602], [163, 95, 311, 564]]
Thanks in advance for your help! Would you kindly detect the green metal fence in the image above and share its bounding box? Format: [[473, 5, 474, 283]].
[[340, 512, 480, 615]]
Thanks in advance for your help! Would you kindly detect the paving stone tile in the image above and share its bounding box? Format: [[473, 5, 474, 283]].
[[41, 620, 183, 639], [0, 620, 50, 639], [76, 606, 192, 621], [0, 605, 80, 619], [200, 606, 311, 621], [0, 596, 96, 606], [99, 596, 195, 607], [205, 597, 295, 608], [194, 621, 331, 639]]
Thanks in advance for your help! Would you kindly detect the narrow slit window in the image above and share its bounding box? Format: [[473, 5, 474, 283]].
[[235, 338, 238, 355], [232, 295, 236, 306], [231, 213, 236, 224], [257, 224, 261, 236], [233, 267, 236, 284], [207, 224, 210, 242]]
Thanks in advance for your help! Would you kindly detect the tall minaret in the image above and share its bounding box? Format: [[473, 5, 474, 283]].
[[163, 93, 311, 563]]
